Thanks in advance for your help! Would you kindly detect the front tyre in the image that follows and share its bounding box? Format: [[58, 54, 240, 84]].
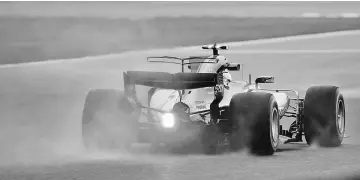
[[303, 86, 345, 147], [229, 92, 280, 156]]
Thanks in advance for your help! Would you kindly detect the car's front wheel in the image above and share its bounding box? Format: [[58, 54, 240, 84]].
[[303, 86, 345, 147], [229, 92, 280, 155]]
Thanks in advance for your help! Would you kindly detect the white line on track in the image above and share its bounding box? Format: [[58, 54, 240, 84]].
[[1, 30, 360, 68]]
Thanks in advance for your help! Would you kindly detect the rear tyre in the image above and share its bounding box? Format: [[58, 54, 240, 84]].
[[201, 125, 221, 155], [303, 86, 345, 147], [82, 89, 139, 151], [229, 92, 280, 156]]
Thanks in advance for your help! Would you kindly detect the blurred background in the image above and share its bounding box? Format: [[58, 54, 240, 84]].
[[1, 1, 360, 64]]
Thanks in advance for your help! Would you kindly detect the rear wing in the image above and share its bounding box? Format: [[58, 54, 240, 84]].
[[123, 71, 225, 115], [123, 71, 224, 113], [123, 71, 222, 92]]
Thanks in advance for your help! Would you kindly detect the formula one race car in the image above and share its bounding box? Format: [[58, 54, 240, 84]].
[[81, 43, 346, 155]]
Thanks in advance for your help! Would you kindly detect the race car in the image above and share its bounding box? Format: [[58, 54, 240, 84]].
[[81, 43, 346, 155]]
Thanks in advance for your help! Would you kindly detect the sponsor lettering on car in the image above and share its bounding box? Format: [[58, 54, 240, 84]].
[[195, 100, 205, 105], [196, 105, 207, 110]]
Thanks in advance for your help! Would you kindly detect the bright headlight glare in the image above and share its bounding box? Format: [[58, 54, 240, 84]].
[[161, 113, 175, 128]]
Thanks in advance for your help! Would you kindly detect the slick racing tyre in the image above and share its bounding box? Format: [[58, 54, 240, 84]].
[[229, 92, 280, 156], [201, 124, 222, 155], [82, 89, 139, 151], [303, 86, 345, 147]]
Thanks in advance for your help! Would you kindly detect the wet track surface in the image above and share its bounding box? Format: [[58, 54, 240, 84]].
[[1, 144, 360, 180], [0, 31, 360, 179]]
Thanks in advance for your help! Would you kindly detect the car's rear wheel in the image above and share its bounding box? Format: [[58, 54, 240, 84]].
[[229, 92, 280, 155], [303, 86, 345, 147], [201, 124, 222, 155], [82, 89, 139, 151]]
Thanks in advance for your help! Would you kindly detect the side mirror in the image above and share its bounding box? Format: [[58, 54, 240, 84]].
[[255, 76, 274, 89], [255, 76, 274, 84], [226, 63, 240, 71], [188, 65, 191, 69]]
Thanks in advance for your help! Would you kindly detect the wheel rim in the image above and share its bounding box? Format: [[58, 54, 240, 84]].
[[336, 99, 345, 136], [270, 108, 279, 147]]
